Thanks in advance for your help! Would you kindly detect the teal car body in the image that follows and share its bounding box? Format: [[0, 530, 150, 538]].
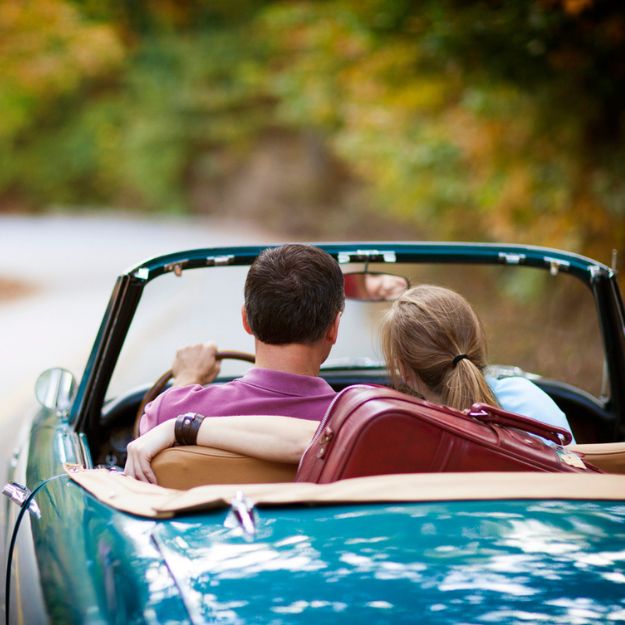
[[3, 242, 625, 624]]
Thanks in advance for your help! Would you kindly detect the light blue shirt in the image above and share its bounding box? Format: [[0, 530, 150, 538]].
[[486, 375, 576, 445]]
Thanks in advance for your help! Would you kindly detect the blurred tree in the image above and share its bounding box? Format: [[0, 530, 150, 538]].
[[260, 0, 625, 260], [1, 0, 624, 267], [0, 0, 270, 210], [115, 29, 270, 212], [0, 0, 123, 204]]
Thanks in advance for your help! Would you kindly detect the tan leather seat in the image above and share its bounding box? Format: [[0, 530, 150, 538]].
[[569, 442, 625, 474], [149, 441, 625, 490], [151, 445, 298, 489]]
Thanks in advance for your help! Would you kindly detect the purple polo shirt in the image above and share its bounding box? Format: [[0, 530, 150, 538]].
[[139, 367, 337, 435]]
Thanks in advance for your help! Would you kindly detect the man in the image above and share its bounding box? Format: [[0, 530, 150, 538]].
[[138, 243, 345, 436]]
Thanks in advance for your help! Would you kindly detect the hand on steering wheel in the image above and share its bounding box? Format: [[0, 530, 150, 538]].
[[133, 350, 255, 439]]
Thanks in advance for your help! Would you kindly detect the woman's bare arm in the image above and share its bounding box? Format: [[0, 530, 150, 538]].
[[125, 415, 317, 484]]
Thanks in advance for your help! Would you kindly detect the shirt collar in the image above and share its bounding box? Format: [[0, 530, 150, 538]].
[[241, 367, 335, 396]]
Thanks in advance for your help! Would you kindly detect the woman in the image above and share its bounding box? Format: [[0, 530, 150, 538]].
[[380, 284, 575, 439]]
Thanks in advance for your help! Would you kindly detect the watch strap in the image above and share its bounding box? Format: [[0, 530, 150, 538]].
[[174, 412, 206, 446]]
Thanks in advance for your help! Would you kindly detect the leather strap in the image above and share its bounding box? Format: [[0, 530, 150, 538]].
[[468, 402, 573, 446], [174, 413, 206, 446]]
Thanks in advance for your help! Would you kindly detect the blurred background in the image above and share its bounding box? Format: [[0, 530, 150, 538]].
[[3, 0, 625, 601], [1, 0, 624, 404], [1, 0, 624, 251]]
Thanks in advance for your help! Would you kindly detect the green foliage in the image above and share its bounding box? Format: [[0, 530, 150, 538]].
[[114, 31, 270, 211], [9, 101, 122, 205], [0, 0, 123, 205], [0, 1, 270, 211], [259, 0, 625, 257], [1, 0, 624, 262]]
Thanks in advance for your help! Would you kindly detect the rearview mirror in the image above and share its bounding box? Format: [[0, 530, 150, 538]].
[[343, 272, 409, 302], [35, 368, 77, 415]]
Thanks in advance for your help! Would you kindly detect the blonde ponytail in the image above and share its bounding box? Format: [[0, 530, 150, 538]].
[[381, 285, 499, 411], [445, 358, 498, 411]]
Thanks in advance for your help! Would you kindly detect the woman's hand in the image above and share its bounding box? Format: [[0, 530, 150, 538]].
[[124, 419, 176, 484]]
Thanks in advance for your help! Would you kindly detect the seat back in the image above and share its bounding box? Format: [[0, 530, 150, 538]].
[[569, 442, 625, 474], [151, 445, 298, 489]]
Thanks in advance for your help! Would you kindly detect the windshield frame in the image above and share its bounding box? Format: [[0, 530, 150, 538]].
[[71, 242, 623, 442]]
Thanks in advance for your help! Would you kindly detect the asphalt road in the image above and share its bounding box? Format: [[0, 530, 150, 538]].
[[0, 211, 275, 470]]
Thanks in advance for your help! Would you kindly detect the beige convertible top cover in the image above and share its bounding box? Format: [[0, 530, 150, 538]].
[[65, 464, 625, 519]]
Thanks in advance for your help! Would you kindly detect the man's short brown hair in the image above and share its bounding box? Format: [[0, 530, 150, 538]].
[[244, 244, 345, 345]]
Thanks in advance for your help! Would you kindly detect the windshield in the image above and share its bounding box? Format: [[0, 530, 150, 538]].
[[107, 265, 386, 399], [106, 261, 604, 400]]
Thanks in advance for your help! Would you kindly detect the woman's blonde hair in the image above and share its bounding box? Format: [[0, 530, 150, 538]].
[[381, 284, 498, 410]]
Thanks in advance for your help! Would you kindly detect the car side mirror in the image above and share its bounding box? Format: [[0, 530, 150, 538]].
[[35, 368, 77, 415], [343, 272, 409, 302]]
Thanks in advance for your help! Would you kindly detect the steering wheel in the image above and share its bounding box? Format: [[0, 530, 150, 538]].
[[133, 350, 255, 439]]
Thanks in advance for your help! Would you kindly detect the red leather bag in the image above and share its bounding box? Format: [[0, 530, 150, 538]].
[[296, 385, 600, 483]]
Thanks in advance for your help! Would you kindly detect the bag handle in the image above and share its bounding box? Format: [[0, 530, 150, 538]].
[[468, 403, 573, 446]]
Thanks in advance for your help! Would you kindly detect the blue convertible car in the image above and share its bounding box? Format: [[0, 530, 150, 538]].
[[3, 242, 625, 624]]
